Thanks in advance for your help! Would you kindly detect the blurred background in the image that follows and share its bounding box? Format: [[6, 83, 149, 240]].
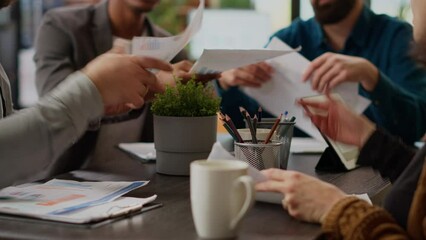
[[0, 0, 412, 108]]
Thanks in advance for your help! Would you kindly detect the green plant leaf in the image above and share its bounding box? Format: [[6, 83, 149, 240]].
[[151, 77, 221, 117]]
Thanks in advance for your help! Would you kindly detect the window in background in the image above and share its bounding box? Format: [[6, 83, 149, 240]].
[[253, 0, 292, 32], [187, 0, 292, 60], [370, 0, 412, 23], [300, 0, 314, 20], [188, 9, 272, 60], [300, 0, 412, 23]]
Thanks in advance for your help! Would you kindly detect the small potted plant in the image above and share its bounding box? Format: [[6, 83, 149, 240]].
[[151, 78, 220, 176]]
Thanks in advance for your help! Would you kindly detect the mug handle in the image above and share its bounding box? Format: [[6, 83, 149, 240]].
[[230, 175, 255, 229]]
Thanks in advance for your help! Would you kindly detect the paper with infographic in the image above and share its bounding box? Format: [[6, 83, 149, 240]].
[[0, 179, 154, 223], [131, 0, 204, 61], [242, 37, 371, 141]]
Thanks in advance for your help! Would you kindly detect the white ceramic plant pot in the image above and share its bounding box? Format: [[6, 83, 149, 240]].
[[153, 115, 217, 176]]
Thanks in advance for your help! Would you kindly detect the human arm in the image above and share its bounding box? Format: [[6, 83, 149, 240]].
[[255, 169, 410, 239], [322, 197, 409, 240], [302, 25, 426, 144], [299, 95, 416, 182], [0, 54, 171, 188], [0, 72, 102, 188], [363, 25, 426, 145]]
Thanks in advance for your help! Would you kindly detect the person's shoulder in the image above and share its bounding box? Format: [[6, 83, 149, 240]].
[[273, 18, 316, 38], [271, 17, 318, 46], [42, 4, 96, 29], [371, 11, 412, 35]]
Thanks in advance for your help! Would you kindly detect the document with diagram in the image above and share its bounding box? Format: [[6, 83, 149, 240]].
[[0, 179, 155, 224]]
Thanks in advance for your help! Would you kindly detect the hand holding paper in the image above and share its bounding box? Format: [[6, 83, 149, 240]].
[[218, 62, 273, 89], [242, 37, 371, 141], [302, 53, 380, 92], [131, 0, 204, 62]]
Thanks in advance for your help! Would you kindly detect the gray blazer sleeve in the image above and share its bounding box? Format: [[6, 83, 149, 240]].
[[34, 12, 76, 96], [0, 72, 103, 188]]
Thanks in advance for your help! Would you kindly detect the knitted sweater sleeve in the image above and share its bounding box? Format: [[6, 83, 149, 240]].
[[321, 197, 410, 240]]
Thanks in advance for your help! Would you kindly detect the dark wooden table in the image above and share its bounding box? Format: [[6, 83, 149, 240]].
[[0, 150, 390, 240]]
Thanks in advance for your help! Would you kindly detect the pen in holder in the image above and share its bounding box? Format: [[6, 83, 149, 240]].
[[257, 119, 295, 169], [234, 140, 282, 170], [237, 128, 276, 142]]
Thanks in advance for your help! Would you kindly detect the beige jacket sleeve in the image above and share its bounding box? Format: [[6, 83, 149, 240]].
[[0, 71, 103, 188]]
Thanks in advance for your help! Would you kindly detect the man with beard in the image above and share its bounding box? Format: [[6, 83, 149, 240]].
[[0, 1, 172, 187], [217, 0, 426, 146], [255, 1, 426, 236], [33, 0, 202, 175]]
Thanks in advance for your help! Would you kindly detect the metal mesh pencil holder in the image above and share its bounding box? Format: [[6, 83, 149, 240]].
[[234, 140, 282, 170], [256, 120, 295, 169]]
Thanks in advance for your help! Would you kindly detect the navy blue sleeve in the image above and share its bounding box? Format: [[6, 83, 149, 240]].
[[358, 128, 416, 182], [364, 24, 426, 144], [384, 145, 426, 228]]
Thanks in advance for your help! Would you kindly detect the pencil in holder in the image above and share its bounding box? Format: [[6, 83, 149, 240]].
[[256, 119, 295, 169], [234, 140, 282, 170]]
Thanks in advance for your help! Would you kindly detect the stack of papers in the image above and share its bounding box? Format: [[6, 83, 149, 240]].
[[118, 143, 156, 162], [290, 137, 327, 154], [0, 179, 155, 224]]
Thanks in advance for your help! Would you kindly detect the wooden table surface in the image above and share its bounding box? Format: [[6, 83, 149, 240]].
[[0, 150, 390, 240]]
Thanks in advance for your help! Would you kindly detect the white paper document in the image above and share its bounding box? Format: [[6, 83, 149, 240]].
[[0, 179, 153, 223], [190, 49, 298, 74], [242, 37, 371, 141], [118, 143, 156, 162], [290, 137, 327, 154], [131, 0, 204, 61]]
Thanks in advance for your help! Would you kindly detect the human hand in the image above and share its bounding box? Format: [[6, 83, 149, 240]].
[[147, 60, 221, 101], [218, 62, 273, 90], [298, 94, 376, 148], [303, 53, 379, 92], [156, 60, 221, 88], [109, 38, 131, 54], [82, 53, 172, 111], [256, 168, 347, 223]]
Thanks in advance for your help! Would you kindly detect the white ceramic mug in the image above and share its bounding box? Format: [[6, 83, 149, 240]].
[[190, 160, 255, 239]]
